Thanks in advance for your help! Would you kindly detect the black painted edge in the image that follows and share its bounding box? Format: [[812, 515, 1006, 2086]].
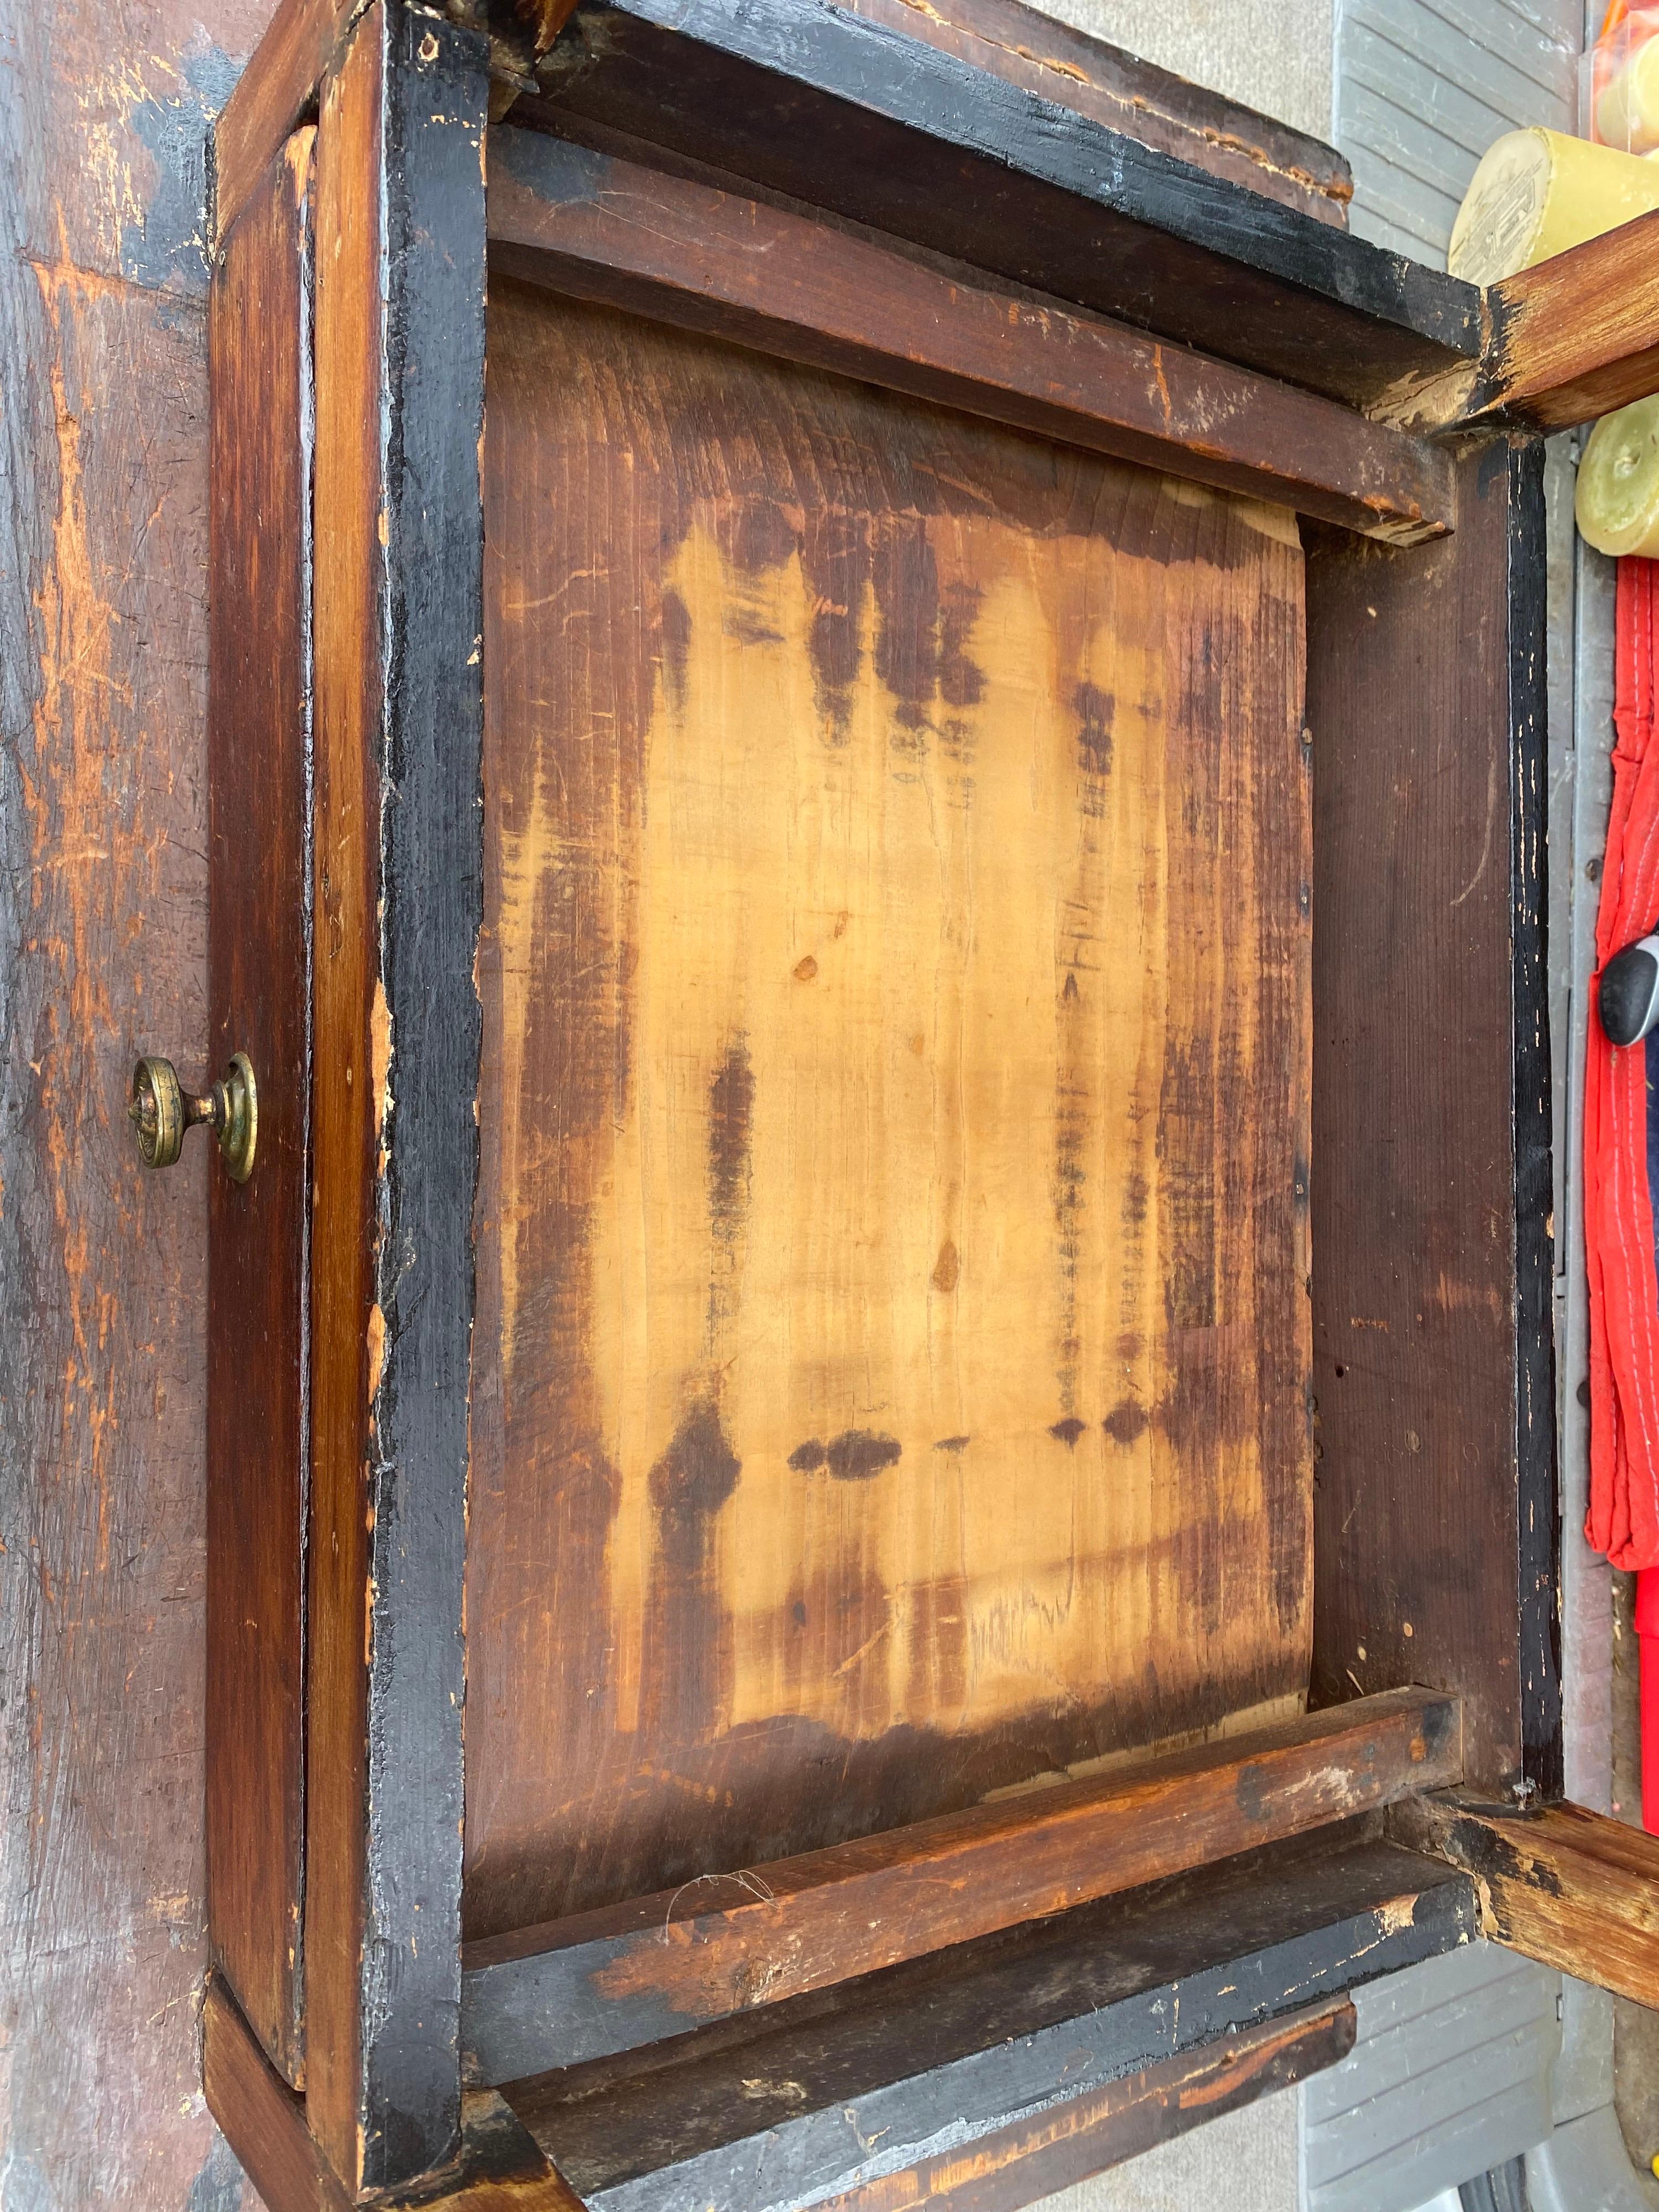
[[1506, 436, 1564, 1804], [358, 2, 489, 2188], [520, 1846, 1478, 2212], [535, 0, 1480, 384]]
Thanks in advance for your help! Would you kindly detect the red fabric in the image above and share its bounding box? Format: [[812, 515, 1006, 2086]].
[[1640, 1569, 1659, 1832], [1587, 559, 1659, 1572]]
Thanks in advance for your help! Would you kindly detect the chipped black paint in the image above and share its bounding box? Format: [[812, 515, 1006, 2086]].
[[465, 1827, 1478, 2136], [354, 7, 489, 2189]]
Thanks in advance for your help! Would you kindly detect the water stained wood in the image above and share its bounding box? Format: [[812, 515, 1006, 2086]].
[[465, 280, 1313, 1939]]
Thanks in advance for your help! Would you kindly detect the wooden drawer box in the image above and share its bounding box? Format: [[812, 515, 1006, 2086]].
[[189, 2, 1659, 2205]]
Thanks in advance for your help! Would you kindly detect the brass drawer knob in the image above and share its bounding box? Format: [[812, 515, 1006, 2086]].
[[129, 1052, 258, 1183]]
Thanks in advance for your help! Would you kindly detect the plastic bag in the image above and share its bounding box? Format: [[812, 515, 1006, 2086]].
[[1588, 0, 1659, 152]]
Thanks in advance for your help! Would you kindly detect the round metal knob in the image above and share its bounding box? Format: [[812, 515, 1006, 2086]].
[[129, 1052, 258, 1183]]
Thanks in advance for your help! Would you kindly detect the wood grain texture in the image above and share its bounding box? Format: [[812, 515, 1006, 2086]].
[[207, 122, 315, 2093], [1306, 439, 1562, 1802], [213, 0, 343, 247], [1380, 208, 1659, 436], [0, 4, 273, 2200], [307, 1, 488, 2189], [508, 1823, 1480, 2212], [525, 0, 1481, 407], [836, 0, 1353, 225], [1391, 1795, 1659, 2011], [203, 1978, 588, 2212], [466, 281, 1316, 1942], [808, 2004, 1356, 2212], [461, 1690, 1460, 2081], [488, 129, 1453, 544]]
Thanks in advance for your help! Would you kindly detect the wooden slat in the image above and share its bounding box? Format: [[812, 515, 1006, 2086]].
[[837, 0, 1354, 224], [507, 1824, 1479, 2211], [1475, 212, 1659, 431], [201, 1979, 587, 2212], [214, 0, 344, 247], [528, 0, 1482, 407], [488, 129, 1453, 544], [810, 2006, 1357, 2212], [462, 1689, 1461, 2083], [1305, 440, 1562, 1801], [306, 1, 488, 2190], [1377, 208, 1659, 434], [1392, 1796, 1659, 2008], [206, 125, 315, 2091]]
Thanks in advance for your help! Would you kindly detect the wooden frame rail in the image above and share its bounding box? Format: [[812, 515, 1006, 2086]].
[[1375, 207, 1659, 436], [461, 1689, 1460, 2085], [488, 128, 1454, 544], [1392, 1794, 1659, 2010]]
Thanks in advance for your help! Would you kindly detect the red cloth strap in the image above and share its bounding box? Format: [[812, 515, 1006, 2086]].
[[1586, 558, 1659, 1572]]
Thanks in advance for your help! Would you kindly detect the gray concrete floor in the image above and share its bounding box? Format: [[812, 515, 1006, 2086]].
[[1022, 0, 1334, 141]]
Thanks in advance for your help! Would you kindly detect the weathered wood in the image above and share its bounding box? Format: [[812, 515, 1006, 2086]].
[[1391, 1796, 1659, 2012], [488, 129, 1453, 544], [1381, 209, 1659, 435], [212, 0, 580, 243], [506, 1823, 1480, 2212], [1306, 440, 1561, 1802], [525, 0, 1481, 406], [467, 276, 1316, 1942], [0, 6, 240, 2193], [206, 122, 315, 2093], [462, 1689, 1459, 2081], [837, 0, 1353, 225], [213, 0, 341, 248], [808, 2005, 1356, 2212], [201, 1977, 588, 2212], [306, 1, 488, 2188]]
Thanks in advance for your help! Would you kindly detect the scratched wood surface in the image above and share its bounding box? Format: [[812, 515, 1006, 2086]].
[[0, 0, 277, 2206], [463, 283, 1314, 1938]]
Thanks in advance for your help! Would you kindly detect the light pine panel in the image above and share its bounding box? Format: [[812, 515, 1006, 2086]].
[[464, 284, 1313, 1937]]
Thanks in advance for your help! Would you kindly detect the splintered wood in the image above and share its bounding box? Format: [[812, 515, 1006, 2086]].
[[465, 284, 1312, 1936]]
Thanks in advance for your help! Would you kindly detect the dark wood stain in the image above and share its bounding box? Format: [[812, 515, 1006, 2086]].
[[1306, 442, 1562, 1795], [207, 123, 314, 2093], [822, 1430, 905, 1480], [707, 1039, 754, 1238]]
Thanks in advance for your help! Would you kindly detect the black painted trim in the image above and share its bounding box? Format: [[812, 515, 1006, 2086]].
[[359, 4, 488, 2187], [503, 1828, 1478, 2211], [527, 0, 1481, 406], [1507, 437, 1563, 1803]]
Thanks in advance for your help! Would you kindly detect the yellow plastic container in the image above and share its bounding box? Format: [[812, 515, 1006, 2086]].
[[1577, 395, 1659, 557], [1448, 127, 1659, 284]]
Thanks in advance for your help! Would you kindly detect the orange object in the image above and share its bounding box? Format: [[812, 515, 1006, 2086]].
[[1590, 0, 1659, 147]]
